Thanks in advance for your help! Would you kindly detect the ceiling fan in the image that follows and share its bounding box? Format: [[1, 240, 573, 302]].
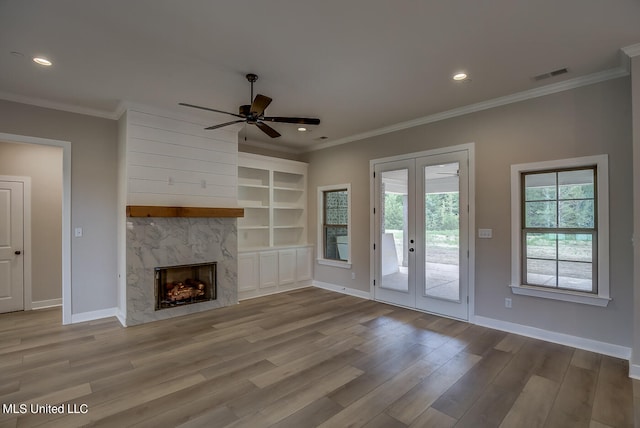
[[179, 73, 320, 138]]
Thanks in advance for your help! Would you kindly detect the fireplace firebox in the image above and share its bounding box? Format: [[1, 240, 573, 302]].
[[155, 262, 217, 310]]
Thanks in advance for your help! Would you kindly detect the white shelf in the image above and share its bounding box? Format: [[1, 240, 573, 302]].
[[239, 184, 270, 190], [273, 186, 304, 192]]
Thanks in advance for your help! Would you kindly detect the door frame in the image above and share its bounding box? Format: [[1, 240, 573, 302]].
[[369, 142, 476, 322], [0, 133, 71, 324], [0, 176, 30, 311]]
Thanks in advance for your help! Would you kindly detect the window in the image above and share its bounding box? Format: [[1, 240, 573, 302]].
[[318, 184, 351, 268], [510, 155, 610, 307]]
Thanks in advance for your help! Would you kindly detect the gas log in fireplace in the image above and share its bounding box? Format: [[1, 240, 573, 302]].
[[155, 262, 217, 310]]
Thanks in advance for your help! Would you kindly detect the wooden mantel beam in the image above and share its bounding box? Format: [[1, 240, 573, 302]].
[[126, 206, 244, 218]]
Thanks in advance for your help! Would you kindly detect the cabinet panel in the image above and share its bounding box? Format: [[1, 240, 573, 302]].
[[259, 251, 278, 289], [238, 253, 259, 292], [296, 247, 313, 282], [278, 249, 296, 285]]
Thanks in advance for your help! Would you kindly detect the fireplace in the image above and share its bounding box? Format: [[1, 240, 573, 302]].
[[126, 215, 238, 326], [155, 262, 217, 310]]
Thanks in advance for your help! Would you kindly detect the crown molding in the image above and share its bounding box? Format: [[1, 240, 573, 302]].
[[0, 91, 118, 120], [308, 66, 629, 152]]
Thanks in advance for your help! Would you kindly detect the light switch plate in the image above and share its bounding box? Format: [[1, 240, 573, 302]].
[[478, 228, 493, 239], [74, 227, 83, 237]]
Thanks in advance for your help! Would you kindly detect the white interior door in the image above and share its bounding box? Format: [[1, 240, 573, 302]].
[[373, 151, 469, 320], [0, 180, 24, 313]]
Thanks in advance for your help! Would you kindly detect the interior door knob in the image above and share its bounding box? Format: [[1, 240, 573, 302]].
[[409, 248, 414, 252], [14, 250, 21, 255]]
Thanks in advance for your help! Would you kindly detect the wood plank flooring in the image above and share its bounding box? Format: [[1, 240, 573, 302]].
[[0, 287, 634, 427]]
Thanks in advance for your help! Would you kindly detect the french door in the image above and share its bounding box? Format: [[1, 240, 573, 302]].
[[373, 150, 469, 320]]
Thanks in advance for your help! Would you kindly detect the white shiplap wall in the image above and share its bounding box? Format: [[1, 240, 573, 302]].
[[125, 109, 239, 207]]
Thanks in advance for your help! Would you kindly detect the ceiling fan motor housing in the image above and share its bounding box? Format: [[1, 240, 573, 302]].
[[239, 104, 251, 117]]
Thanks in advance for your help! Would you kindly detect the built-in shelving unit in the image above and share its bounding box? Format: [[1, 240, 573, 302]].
[[238, 154, 308, 249], [237, 153, 312, 300]]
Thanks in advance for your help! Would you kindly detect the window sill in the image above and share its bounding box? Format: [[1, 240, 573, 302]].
[[509, 284, 610, 307], [317, 259, 352, 269]]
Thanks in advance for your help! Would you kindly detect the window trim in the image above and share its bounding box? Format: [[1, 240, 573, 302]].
[[317, 184, 352, 268], [510, 155, 610, 307]]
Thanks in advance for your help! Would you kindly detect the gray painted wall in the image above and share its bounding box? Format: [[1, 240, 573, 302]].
[[303, 77, 633, 347], [0, 100, 118, 314], [0, 141, 62, 302]]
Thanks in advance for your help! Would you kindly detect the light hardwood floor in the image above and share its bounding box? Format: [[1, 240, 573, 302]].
[[0, 287, 634, 427]]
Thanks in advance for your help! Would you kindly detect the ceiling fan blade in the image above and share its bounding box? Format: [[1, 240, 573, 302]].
[[250, 94, 272, 116], [205, 119, 245, 130], [262, 116, 321, 125], [255, 121, 281, 138], [179, 102, 244, 118]]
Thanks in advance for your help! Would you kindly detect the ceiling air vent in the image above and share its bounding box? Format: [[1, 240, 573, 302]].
[[532, 68, 568, 81]]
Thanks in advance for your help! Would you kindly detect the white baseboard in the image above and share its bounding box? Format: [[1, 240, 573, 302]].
[[239, 283, 310, 301], [474, 315, 631, 360], [115, 310, 127, 327], [31, 298, 62, 310], [313, 281, 371, 300], [629, 363, 640, 380], [70, 307, 118, 324]]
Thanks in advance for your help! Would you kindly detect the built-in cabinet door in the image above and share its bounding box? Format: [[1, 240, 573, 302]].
[[238, 253, 259, 292], [278, 249, 296, 285], [239, 247, 313, 300], [259, 251, 278, 289], [296, 247, 313, 281]]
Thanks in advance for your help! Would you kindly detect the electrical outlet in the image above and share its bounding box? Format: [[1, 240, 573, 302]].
[[351, 272, 356, 280], [505, 297, 512, 308]]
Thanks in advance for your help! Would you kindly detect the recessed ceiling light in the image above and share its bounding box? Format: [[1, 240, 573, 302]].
[[452, 72, 468, 81], [33, 57, 52, 66], [297, 127, 307, 132]]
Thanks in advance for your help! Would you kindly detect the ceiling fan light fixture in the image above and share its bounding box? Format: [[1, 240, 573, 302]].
[[452, 72, 468, 81], [33, 57, 52, 66]]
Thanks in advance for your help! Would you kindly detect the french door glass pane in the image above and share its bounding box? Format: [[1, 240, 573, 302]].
[[424, 162, 459, 301], [380, 169, 408, 292]]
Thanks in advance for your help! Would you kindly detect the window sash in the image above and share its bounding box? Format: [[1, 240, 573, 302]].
[[318, 185, 351, 266], [520, 167, 598, 293], [521, 230, 597, 293]]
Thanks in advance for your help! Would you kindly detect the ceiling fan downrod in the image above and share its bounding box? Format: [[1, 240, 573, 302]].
[[246, 73, 258, 105]]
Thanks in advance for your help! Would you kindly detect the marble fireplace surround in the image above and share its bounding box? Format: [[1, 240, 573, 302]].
[[125, 206, 243, 326]]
